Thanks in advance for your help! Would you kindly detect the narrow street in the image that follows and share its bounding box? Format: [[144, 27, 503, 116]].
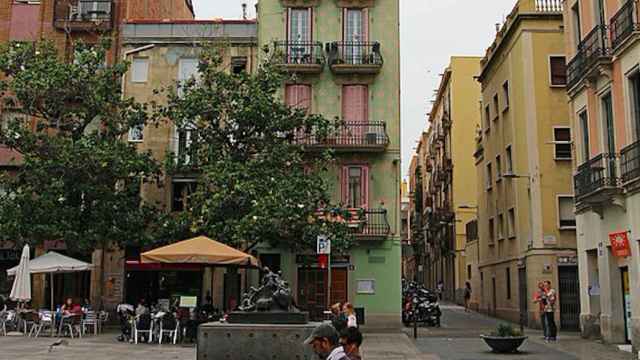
[[408, 305, 634, 360]]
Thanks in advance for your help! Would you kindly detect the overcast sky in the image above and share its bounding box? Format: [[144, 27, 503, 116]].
[[193, 0, 517, 179]]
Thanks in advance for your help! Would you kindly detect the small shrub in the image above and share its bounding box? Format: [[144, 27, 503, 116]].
[[491, 323, 522, 337]]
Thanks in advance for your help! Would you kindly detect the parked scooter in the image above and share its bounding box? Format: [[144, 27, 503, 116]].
[[402, 281, 441, 327]]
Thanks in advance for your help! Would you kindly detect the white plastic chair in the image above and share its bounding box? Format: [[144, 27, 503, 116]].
[[29, 312, 53, 338], [134, 314, 153, 344], [82, 311, 99, 336], [98, 311, 109, 333], [158, 313, 179, 345]]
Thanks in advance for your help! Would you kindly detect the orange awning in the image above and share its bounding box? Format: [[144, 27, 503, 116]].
[[141, 236, 259, 267]]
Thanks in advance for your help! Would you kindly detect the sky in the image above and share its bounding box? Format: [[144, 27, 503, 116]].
[[193, 0, 517, 179]]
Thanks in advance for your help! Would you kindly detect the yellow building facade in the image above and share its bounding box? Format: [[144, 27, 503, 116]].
[[474, 0, 578, 329], [421, 57, 481, 303]]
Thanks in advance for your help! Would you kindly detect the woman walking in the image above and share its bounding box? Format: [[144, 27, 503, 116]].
[[543, 280, 557, 342], [463, 282, 472, 312], [343, 303, 357, 328]]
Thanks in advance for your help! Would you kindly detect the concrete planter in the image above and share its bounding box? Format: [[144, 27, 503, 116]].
[[480, 335, 527, 353]]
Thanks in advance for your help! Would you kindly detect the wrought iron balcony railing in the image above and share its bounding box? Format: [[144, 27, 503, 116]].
[[274, 41, 324, 69], [296, 121, 389, 151], [610, 0, 638, 50], [574, 153, 620, 200], [327, 42, 383, 73], [54, 0, 113, 30], [621, 140, 640, 183], [567, 25, 611, 89], [316, 208, 391, 239]]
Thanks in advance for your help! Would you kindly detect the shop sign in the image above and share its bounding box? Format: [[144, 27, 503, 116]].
[[609, 231, 631, 257], [0, 250, 19, 262], [44, 239, 66, 250]]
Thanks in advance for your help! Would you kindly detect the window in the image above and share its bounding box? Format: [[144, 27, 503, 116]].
[[553, 127, 572, 160], [595, 0, 605, 26], [344, 8, 367, 42], [288, 8, 311, 42], [486, 162, 493, 190], [550, 56, 567, 86], [502, 81, 510, 111], [558, 196, 576, 229], [131, 58, 148, 83], [579, 110, 590, 162], [342, 165, 369, 208], [496, 155, 502, 181], [505, 145, 513, 174], [178, 58, 199, 97], [285, 84, 311, 112], [629, 71, 640, 141], [231, 56, 248, 74], [342, 85, 368, 122], [492, 94, 499, 121], [488, 218, 495, 244], [498, 213, 504, 240], [506, 267, 511, 299], [572, 2, 581, 49], [175, 126, 196, 165], [484, 105, 491, 131], [128, 124, 144, 142], [171, 180, 196, 212], [602, 92, 616, 154], [508, 208, 516, 238], [467, 265, 472, 280]]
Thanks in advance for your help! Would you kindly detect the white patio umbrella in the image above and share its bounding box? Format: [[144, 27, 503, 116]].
[[9, 245, 31, 304], [7, 251, 92, 311]]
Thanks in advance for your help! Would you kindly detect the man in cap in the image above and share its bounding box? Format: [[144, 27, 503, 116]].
[[304, 323, 350, 360]]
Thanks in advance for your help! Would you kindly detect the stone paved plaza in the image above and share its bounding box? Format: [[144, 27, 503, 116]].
[[1, 306, 635, 360]]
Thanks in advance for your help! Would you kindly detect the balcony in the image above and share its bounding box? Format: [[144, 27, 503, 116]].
[[327, 42, 383, 75], [610, 0, 639, 51], [574, 153, 621, 202], [567, 25, 611, 90], [621, 140, 640, 184], [316, 208, 390, 240], [53, 0, 113, 31], [274, 41, 324, 74], [296, 121, 389, 152]]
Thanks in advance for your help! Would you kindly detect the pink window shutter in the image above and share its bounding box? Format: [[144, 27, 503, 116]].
[[361, 165, 369, 209], [341, 166, 349, 206], [298, 85, 311, 113], [362, 8, 369, 42], [308, 8, 313, 42], [342, 85, 367, 122]]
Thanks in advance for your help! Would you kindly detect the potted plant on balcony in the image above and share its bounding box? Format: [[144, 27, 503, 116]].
[[480, 323, 527, 354]]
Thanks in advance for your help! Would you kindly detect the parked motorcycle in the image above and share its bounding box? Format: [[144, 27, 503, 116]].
[[402, 281, 441, 327]]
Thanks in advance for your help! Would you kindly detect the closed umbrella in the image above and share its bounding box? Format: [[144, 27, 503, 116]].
[[10, 245, 31, 304]]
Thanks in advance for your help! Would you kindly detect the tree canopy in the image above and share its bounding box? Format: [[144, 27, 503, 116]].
[[0, 40, 162, 252], [156, 45, 354, 252]]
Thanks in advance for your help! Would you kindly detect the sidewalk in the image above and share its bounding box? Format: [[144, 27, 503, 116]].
[[408, 303, 635, 360]]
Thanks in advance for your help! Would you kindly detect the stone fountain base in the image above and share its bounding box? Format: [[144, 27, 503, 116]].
[[226, 311, 309, 324], [197, 322, 318, 360]]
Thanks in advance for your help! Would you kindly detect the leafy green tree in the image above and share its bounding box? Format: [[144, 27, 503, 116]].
[[0, 40, 162, 253], [156, 46, 354, 252]]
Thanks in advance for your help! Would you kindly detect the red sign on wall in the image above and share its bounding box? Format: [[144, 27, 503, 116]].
[[610, 231, 631, 257], [318, 254, 328, 269]]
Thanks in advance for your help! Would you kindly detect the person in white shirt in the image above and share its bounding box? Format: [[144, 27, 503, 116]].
[[343, 302, 357, 328]]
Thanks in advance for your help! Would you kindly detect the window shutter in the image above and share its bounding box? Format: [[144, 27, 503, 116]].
[[550, 57, 567, 85], [362, 8, 369, 42], [361, 165, 369, 209], [341, 166, 349, 205]]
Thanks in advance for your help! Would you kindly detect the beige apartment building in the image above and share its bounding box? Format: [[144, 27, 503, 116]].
[[474, 0, 578, 330], [420, 57, 481, 303], [563, 0, 640, 348]]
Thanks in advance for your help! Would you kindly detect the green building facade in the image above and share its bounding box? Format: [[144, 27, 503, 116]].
[[255, 0, 401, 327]]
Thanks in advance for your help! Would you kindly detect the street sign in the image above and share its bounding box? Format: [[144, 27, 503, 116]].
[[317, 235, 331, 255]]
